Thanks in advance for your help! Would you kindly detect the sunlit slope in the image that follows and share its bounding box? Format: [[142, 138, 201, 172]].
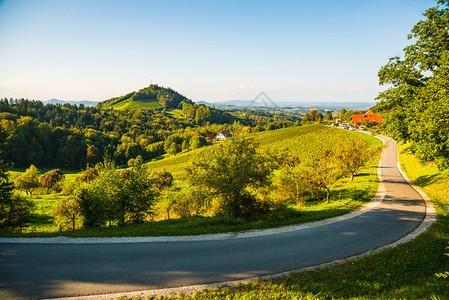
[[146, 125, 381, 179]]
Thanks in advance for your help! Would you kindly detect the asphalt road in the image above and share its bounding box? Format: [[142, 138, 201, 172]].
[[0, 136, 427, 299]]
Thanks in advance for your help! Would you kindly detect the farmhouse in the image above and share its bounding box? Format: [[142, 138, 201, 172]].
[[216, 130, 232, 141], [352, 110, 383, 125]]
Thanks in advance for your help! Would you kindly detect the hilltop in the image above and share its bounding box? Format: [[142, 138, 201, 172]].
[[97, 84, 193, 110]]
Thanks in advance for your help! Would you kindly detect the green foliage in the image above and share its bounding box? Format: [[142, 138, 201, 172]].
[[0, 161, 13, 208], [14, 164, 40, 196], [0, 95, 240, 168], [150, 169, 173, 191], [0, 160, 34, 230], [375, 1, 449, 169], [187, 136, 276, 219], [164, 134, 183, 155], [0, 194, 34, 230], [336, 138, 379, 181], [75, 157, 160, 228], [301, 149, 344, 203], [53, 195, 82, 231], [302, 109, 323, 123]]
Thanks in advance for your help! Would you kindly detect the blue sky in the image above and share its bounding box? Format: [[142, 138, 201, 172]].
[[0, 0, 436, 103]]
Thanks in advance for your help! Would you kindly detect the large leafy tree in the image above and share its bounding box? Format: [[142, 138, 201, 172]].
[[375, 0, 449, 168], [187, 136, 275, 218], [14, 165, 40, 196]]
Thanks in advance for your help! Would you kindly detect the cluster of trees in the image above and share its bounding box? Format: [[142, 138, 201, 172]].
[[302, 109, 324, 123], [338, 109, 355, 123], [0, 98, 237, 168], [181, 102, 235, 125], [13, 165, 65, 197], [374, 0, 449, 168], [0, 96, 304, 169], [186, 136, 377, 219], [70, 158, 173, 228]]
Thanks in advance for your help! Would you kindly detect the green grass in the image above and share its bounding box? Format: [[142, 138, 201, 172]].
[[138, 142, 449, 299]]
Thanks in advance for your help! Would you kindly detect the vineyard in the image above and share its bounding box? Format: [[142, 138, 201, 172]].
[[147, 125, 382, 179]]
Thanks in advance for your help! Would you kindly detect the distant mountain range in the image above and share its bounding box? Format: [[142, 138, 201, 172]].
[[43, 99, 99, 107], [195, 100, 374, 111]]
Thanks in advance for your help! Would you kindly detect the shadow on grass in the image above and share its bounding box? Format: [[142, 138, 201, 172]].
[[413, 174, 442, 187], [28, 213, 54, 225]]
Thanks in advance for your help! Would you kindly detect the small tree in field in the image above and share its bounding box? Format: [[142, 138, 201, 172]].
[[187, 136, 274, 219], [40, 169, 65, 193], [14, 165, 40, 196], [337, 138, 377, 182], [53, 196, 82, 230], [302, 149, 343, 203]]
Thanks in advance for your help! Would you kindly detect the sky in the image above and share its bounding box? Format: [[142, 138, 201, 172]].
[[0, 0, 437, 104]]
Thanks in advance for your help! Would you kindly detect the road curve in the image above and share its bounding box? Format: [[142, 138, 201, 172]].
[[0, 136, 429, 299]]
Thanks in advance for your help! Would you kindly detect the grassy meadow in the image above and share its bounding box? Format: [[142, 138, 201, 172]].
[[3, 125, 383, 237]]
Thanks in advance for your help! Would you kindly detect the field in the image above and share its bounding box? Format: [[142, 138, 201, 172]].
[[3, 125, 383, 237], [105, 99, 162, 110]]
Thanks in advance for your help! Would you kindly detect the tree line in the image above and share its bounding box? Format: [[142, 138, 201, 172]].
[[0, 98, 237, 168], [0, 97, 305, 169]]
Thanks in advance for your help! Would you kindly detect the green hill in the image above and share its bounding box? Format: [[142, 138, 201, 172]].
[[146, 124, 382, 179], [97, 84, 193, 110]]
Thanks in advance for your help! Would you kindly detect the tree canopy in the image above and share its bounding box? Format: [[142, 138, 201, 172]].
[[375, 0, 449, 168], [187, 136, 276, 218]]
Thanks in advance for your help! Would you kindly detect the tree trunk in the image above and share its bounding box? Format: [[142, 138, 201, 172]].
[[326, 187, 330, 203], [350, 173, 354, 182], [167, 208, 170, 224]]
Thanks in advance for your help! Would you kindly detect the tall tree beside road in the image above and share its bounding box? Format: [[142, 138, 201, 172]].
[[375, 0, 449, 168]]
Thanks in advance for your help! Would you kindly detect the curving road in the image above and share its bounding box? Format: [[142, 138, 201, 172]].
[[0, 136, 428, 299]]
